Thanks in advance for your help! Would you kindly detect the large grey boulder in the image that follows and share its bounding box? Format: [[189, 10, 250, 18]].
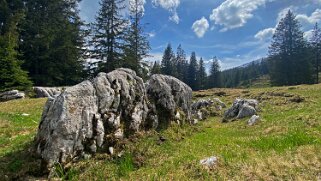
[[33, 87, 63, 98], [0, 90, 25, 101], [35, 69, 149, 169], [35, 81, 100, 168], [223, 98, 259, 122], [35, 69, 193, 170], [145, 74, 193, 128]]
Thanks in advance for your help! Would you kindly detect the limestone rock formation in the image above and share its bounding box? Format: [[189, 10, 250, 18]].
[[146, 74, 193, 128], [223, 98, 259, 122], [33, 87, 63, 98], [34, 69, 193, 170], [0, 90, 25, 101]]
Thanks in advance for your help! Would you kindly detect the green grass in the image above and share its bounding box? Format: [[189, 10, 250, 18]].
[[1, 84, 321, 180]]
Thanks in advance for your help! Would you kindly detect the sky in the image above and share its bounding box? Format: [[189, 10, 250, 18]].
[[79, 0, 321, 70]]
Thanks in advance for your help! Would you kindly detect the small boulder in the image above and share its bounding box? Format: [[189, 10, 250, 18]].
[[200, 156, 218, 169], [237, 104, 256, 119], [213, 98, 226, 108], [0, 90, 25, 101], [223, 98, 259, 122], [248, 115, 260, 126]]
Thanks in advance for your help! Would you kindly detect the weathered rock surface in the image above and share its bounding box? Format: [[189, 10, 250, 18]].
[[35, 69, 194, 169], [200, 156, 218, 169], [223, 98, 259, 122], [0, 90, 25, 101], [248, 115, 260, 126], [191, 98, 226, 122], [33, 87, 63, 98], [146, 74, 193, 128]]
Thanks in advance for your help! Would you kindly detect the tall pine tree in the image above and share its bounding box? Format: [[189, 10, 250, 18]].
[[91, 0, 126, 73], [176, 44, 188, 81], [269, 10, 313, 86], [161, 43, 175, 76], [151, 61, 161, 74], [196, 57, 207, 90], [0, 0, 32, 91], [188, 52, 198, 90], [310, 23, 321, 84], [21, 0, 86, 86], [122, 0, 150, 78], [208, 56, 221, 88]]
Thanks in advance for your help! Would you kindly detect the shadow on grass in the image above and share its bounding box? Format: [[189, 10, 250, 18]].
[[0, 142, 46, 180]]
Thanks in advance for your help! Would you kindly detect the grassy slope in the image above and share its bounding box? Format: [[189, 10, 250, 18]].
[[1, 84, 321, 180]]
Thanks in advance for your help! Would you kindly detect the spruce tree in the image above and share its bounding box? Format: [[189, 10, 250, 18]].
[[208, 56, 221, 88], [161, 43, 175, 76], [0, 1, 32, 91], [91, 0, 126, 73], [122, 0, 150, 78], [310, 23, 321, 83], [176, 44, 188, 81], [197, 57, 207, 90], [269, 10, 313, 86], [188, 52, 198, 90], [21, 0, 86, 86], [151, 61, 161, 74]]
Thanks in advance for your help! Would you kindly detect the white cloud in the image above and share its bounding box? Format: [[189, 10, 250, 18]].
[[148, 31, 156, 38], [255, 28, 275, 41], [192, 17, 210, 38], [169, 11, 180, 24], [152, 0, 180, 24], [254, 7, 321, 42], [304, 29, 314, 40], [143, 52, 163, 63], [209, 0, 273, 32], [296, 9, 321, 27]]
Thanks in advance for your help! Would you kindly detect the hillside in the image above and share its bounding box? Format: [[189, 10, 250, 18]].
[[1, 84, 321, 180]]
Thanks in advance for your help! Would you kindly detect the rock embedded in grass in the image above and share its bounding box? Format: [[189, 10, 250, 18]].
[[200, 156, 218, 169], [248, 115, 260, 126], [223, 98, 259, 122], [0, 90, 25, 101], [191, 98, 225, 121], [34, 68, 194, 170]]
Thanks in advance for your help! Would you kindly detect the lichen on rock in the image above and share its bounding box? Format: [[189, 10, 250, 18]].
[[34, 69, 195, 170]]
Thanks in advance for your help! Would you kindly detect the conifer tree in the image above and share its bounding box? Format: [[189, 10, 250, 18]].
[[310, 23, 321, 83], [161, 43, 175, 76], [21, 0, 86, 86], [122, 0, 150, 77], [91, 0, 126, 73], [151, 61, 161, 74], [176, 44, 188, 81], [0, 0, 32, 91], [197, 57, 207, 90], [208, 56, 221, 88], [188, 52, 198, 90], [269, 10, 313, 86]]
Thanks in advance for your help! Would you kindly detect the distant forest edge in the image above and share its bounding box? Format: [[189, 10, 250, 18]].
[[0, 0, 320, 91]]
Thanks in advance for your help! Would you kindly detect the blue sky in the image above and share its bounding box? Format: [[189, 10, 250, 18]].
[[79, 0, 321, 70]]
